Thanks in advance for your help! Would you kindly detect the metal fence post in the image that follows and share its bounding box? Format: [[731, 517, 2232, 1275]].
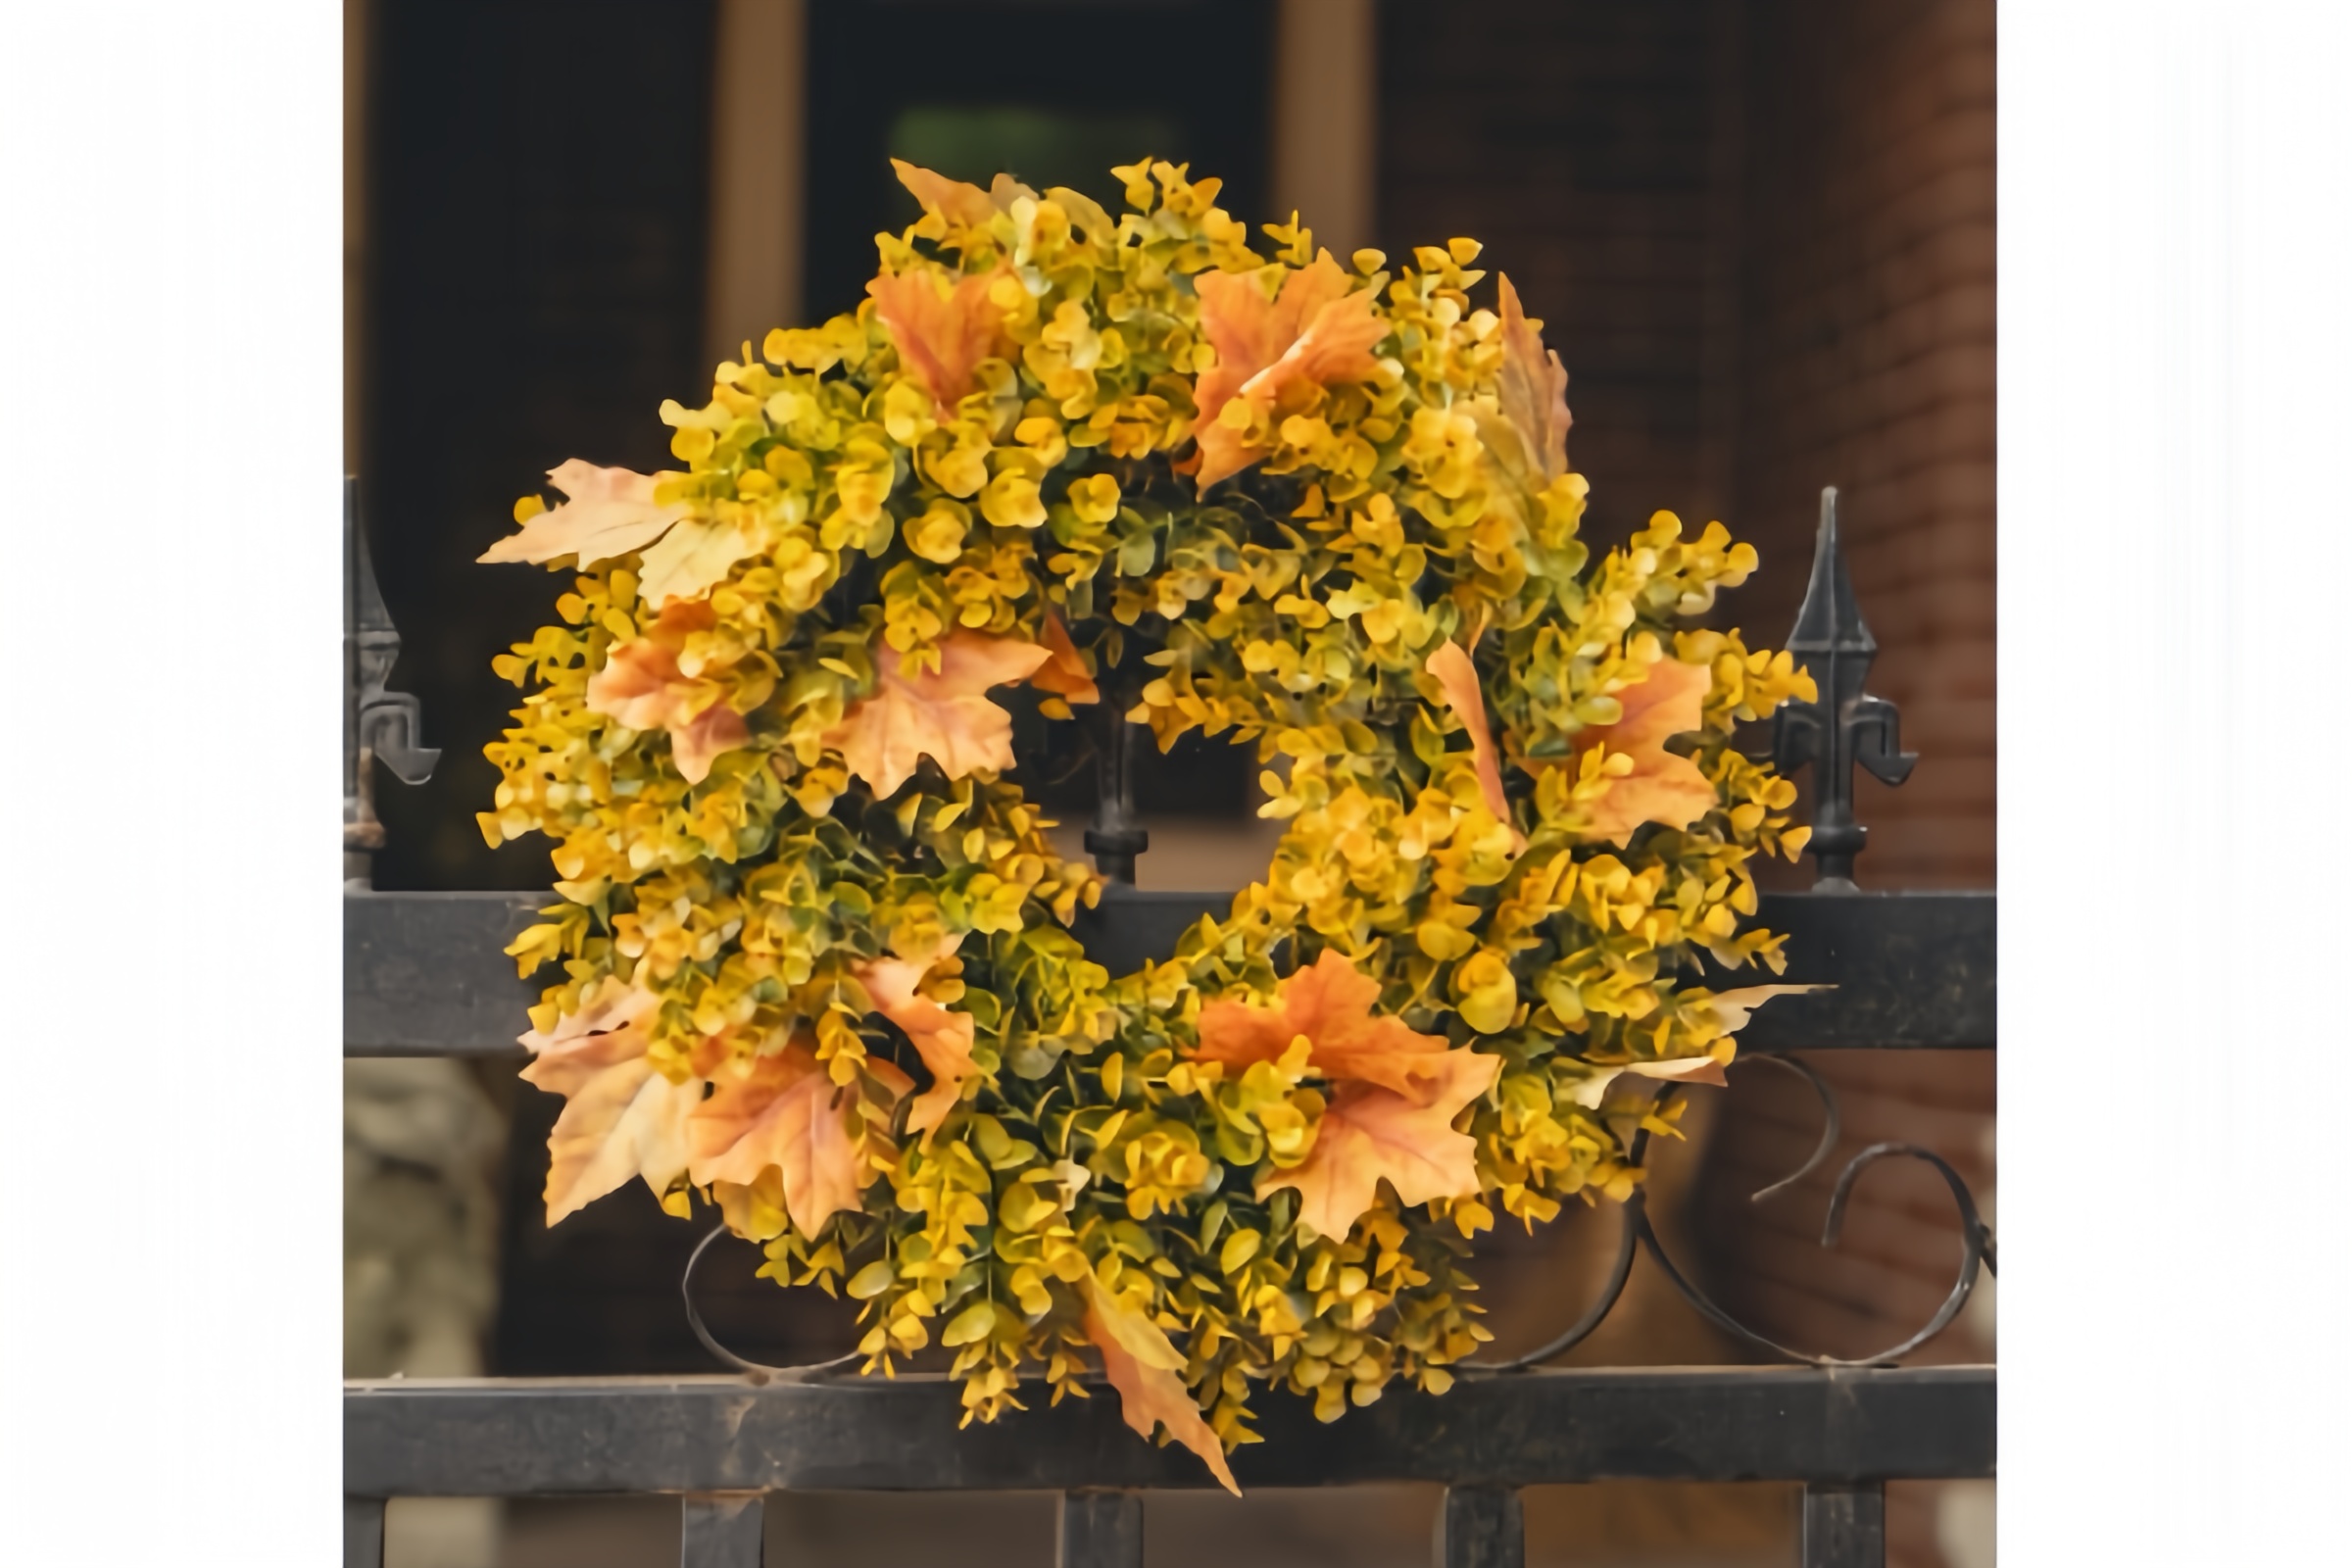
[[1082, 674, 1150, 885], [1440, 1484, 1524, 1568], [682, 1492, 765, 1568], [1058, 1489, 1144, 1568], [1800, 1481, 1885, 1568], [343, 1496, 385, 1568]]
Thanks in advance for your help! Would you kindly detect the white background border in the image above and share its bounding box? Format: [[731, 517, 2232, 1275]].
[[2002, 2, 2352, 1562], [0, 3, 342, 1562], [2, 3, 2348, 1563]]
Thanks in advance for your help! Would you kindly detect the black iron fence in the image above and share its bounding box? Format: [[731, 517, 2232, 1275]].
[[342, 485, 1994, 1568]]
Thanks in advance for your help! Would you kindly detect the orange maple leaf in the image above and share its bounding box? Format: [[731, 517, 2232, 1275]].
[[867, 263, 1012, 415], [686, 1037, 881, 1238], [478, 459, 688, 567], [706, 1057, 914, 1243], [1422, 639, 1525, 853], [1196, 950, 1500, 1241], [1082, 1276, 1241, 1494], [1494, 274, 1571, 483], [855, 936, 977, 1139], [583, 601, 750, 785], [891, 159, 999, 230], [824, 631, 1053, 799], [1573, 657, 1719, 845], [517, 977, 698, 1225], [1192, 251, 1389, 488], [1196, 948, 1459, 1101], [1031, 612, 1101, 706], [1260, 1052, 1499, 1242]]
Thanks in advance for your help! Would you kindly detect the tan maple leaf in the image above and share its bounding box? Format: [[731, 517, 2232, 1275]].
[[1031, 612, 1101, 706], [1564, 986, 1831, 1108], [1563, 1054, 1733, 1110], [517, 976, 699, 1225], [856, 936, 977, 1139], [1082, 1276, 1241, 1494], [1493, 274, 1572, 483], [867, 262, 1012, 415], [1259, 1050, 1500, 1243], [1573, 657, 1719, 845], [478, 459, 688, 567], [687, 1037, 879, 1238], [824, 631, 1053, 799], [1422, 639, 1525, 852], [1705, 984, 1833, 1035], [635, 514, 760, 609], [583, 601, 751, 786], [1192, 251, 1389, 488]]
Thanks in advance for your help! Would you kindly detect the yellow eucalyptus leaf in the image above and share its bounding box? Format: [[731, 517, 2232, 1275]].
[[942, 1298, 997, 1348]]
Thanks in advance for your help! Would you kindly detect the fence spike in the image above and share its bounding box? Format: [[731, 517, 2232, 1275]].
[[1770, 486, 1917, 891]]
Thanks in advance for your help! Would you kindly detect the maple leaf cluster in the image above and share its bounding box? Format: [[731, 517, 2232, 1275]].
[[474, 157, 1819, 1488]]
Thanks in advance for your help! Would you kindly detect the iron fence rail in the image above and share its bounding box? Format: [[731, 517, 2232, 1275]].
[[344, 1366, 1994, 1567], [344, 886, 1994, 1058]]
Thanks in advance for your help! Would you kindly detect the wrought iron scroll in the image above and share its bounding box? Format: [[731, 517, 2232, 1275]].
[[1467, 1069, 1996, 1373], [680, 1225, 860, 1384], [344, 477, 439, 883], [1768, 487, 1917, 891]]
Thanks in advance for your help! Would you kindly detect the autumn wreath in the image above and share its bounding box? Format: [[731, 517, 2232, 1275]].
[[479, 159, 1819, 1491]]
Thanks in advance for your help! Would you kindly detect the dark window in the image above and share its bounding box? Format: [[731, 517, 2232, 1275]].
[[803, 0, 1273, 319], [808, 0, 1276, 820], [364, 0, 718, 891]]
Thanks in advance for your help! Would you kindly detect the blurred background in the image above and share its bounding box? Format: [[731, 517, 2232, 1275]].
[[341, 2, 1993, 1564]]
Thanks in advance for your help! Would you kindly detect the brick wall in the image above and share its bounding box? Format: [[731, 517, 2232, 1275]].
[[1694, 5, 1996, 1566], [1379, 0, 1727, 544], [1723, 0, 1996, 892]]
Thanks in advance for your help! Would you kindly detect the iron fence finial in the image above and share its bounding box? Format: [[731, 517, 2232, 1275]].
[[344, 477, 439, 884], [1770, 487, 1916, 891]]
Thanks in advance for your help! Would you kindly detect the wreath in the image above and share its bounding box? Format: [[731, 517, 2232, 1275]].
[[478, 159, 1819, 1491]]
